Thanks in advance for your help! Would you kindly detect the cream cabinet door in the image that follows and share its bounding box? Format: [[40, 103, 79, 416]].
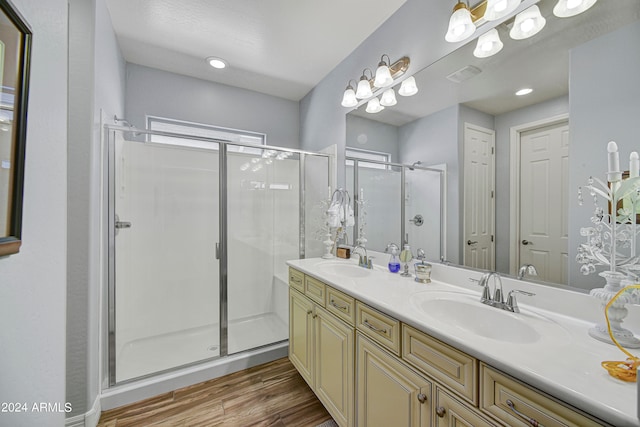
[[435, 388, 494, 427], [289, 288, 314, 387], [315, 305, 354, 427], [357, 333, 432, 427]]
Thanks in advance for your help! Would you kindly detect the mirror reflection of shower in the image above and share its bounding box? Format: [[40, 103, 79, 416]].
[[346, 155, 446, 262]]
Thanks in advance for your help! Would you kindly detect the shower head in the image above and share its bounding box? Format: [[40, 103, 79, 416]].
[[409, 161, 422, 170]]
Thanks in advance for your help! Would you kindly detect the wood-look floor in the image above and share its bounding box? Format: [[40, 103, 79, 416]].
[[97, 358, 332, 427]]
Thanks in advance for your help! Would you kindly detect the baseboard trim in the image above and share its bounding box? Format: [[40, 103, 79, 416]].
[[65, 395, 101, 427]]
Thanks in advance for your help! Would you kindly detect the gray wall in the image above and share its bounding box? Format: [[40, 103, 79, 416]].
[[493, 96, 569, 274], [125, 64, 300, 149], [68, 0, 126, 420], [300, 0, 472, 185], [346, 115, 399, 162], [0, 0, 68, 426], [568, 21, 640, 289], [399, 105, 460, 263]]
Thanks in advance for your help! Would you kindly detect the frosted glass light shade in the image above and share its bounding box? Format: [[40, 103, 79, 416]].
[[445, 3, 476, 42], [365, 97, 384, 113], [510, 5, 546, 40], [473, 28, 503, 58], [380, 88, 397, 106], [374, 63, 393, 88], [356, 78, 373, 99], [398, 76, 418, 97], [484, 0, 521, 21], [341, 87, 358, 107], [553, 0, 597, 17]]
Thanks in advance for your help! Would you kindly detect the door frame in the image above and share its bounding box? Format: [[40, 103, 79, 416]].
[[463, 122, 496, 270], [508, 113, 569, 276]]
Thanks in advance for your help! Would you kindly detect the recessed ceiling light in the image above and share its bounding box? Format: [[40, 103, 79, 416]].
[[206, 57, 227, 69], [515, 88, 533, 96]]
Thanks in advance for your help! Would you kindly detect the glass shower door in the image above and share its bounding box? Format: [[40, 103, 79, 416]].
[[110, 131, 220, 383], [225, 145, 297, 354]]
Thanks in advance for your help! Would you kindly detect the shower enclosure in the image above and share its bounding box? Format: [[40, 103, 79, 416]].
[[106, 126, 330, 385], [346, 156, 446, 260]]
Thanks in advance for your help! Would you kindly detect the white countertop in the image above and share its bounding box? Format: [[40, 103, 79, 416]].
[[287, 256, 640, 427]]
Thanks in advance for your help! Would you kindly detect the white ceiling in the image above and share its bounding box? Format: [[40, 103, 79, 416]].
[[106, 0, 407, 101]]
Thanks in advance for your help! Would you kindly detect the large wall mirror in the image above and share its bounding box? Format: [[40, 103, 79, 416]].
[[0, 0, 31, 257], [345, 0, 640, 291]]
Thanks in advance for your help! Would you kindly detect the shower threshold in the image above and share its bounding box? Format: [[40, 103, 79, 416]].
[[116, 312, 287, 383]]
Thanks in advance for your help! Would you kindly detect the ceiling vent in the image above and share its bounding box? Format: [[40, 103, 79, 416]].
[[446, 65, 482, 83]]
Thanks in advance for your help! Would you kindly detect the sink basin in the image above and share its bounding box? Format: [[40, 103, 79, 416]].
[[410, 292, 567, 344], [316, 261, 371, 278]]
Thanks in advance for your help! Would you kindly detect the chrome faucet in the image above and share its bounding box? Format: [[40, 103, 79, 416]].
[[517, 264, 538, 280], [477, 272, 504, 307], [473, 271, 536, 312], [353, 245, 372, 269]]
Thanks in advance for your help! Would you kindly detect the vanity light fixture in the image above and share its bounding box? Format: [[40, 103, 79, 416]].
[[355, 69, 375, 99], [509, 5, 546, 40], [365, 97, 384, 113], [473, 28, 503, 58], [341, 80, 358, 107], [379, 88, 397, 107], [206, 56, 227, 69], [341, 56, 411, 110], [553, 0, 597, 18], [484, 0, 521, 21], [398, 76, 418, 97], [445, 1, 477, 43], [515, 87, 533, 96], [374, 54, 394, 88]]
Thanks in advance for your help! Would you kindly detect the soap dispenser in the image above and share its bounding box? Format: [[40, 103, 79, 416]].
[[399, 244, 413, 277], [414, 248, 432, 284], [386, 243, 401, 273]]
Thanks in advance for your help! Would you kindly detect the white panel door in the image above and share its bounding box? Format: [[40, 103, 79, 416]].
[[519, 122, 569, 284], [464, 124, 495, 270]]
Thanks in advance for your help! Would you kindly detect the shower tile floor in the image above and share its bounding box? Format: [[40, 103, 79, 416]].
[[116, 312, 288, 382]]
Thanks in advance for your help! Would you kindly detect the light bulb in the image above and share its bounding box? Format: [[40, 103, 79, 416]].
[[356, 77, 373, 99], [445, 2, 475, 43], [379, 88, 397, 107], [484, 0, 521, 21], [510, 5, 545, 40], [341, 85, 358, 107], [398, 76, 418, 96], [365, 98, 384, 113], [553, 0, 597, 17], [520, 18, 534, 33], [374, 58, 394, 88], [473, 28, 503, 58]]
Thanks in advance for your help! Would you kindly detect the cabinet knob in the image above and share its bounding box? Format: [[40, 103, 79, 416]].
[[312, 314, 318, 319], [307, 310, 312, 315], [436, 406, 446, 418], [417, 393, 427, 404]]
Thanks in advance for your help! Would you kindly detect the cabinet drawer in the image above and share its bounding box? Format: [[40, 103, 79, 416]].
[[289, 268, 305, 293], [356, 302, 400, 355], [480, 364, 607, 427], [326, 286, 356, 326], [435, 387, 494, 427], [402, 324, 478, 404], [305, 276, 326, 307]]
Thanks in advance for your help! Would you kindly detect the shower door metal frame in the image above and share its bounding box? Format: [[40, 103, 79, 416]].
[[105, 125, 332, 386], [347, 156, 447, 259]]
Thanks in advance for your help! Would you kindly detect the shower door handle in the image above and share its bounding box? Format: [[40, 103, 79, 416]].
[[215, 243, 220, 260], [114, 214, 131, 235]]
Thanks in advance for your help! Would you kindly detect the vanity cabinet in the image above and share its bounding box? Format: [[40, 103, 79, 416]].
[[480, 364, 604, 427], [357, 333, 432, 427], [288, 267, 612, 427], [288, 269, 354, 427]]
